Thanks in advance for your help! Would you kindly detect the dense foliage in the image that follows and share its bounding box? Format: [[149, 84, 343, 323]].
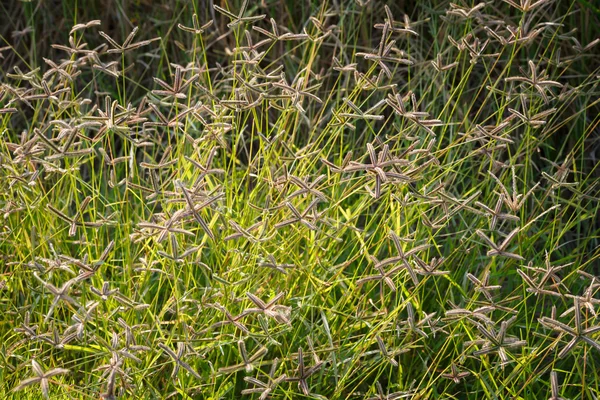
[[1, 0, 600, 398]]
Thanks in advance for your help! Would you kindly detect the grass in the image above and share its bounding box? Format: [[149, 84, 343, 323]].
[[1, 0, 600, 398]]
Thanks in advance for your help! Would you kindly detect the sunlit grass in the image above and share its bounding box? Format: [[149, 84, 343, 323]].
[[1, 0, 600, 399]]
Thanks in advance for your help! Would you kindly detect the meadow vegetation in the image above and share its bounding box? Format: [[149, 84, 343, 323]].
[[1, 0, 600, 398]]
